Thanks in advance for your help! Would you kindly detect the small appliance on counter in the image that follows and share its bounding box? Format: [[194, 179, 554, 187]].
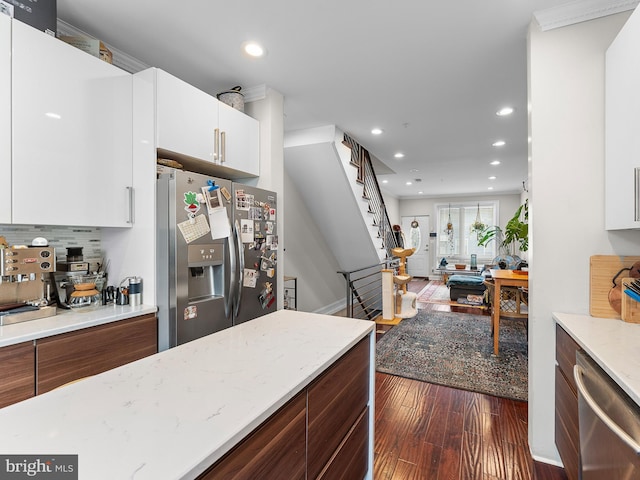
[[56, 246, 90, 273], [0, 245, 57, 325], [67, 274, 103, 310], [51, 246, 106, 309]]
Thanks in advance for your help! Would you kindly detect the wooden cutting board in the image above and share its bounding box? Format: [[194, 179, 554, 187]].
[[590, 255, 640, 319]]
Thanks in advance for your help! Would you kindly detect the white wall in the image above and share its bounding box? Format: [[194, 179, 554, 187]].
[[382, 191, 400, 226], [245, 88, 285, 308], [283, 170, 346, 313], [528, 12, 640, 464]]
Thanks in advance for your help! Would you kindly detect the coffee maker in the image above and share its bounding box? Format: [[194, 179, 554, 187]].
[[0, 246, 57, 325], [52, 247, 91, 309]]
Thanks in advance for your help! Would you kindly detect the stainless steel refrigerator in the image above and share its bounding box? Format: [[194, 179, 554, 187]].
[[157, 170, 278, 350]]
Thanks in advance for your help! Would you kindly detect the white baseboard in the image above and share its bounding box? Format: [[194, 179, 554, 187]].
[[314, 298, 347, 315], [531, 453, 564, 468]]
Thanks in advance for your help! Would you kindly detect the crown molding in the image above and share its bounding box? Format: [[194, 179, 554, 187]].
[[243, 84, 267, 103], [56, 19, 149, 73], [533, 0, 638, 31]]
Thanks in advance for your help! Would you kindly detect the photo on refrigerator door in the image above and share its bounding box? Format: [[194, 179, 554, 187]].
[[259, 282, 275, 309]]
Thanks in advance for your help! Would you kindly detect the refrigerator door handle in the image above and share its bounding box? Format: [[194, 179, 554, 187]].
[[225, 220, 237, 320], [234, 219, 244, 317]]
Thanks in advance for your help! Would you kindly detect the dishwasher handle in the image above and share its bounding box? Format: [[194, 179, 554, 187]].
[[574, 364, 640, 455]]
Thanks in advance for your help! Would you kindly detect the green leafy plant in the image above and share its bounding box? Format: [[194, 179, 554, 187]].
[[477, 200, 528, 254]]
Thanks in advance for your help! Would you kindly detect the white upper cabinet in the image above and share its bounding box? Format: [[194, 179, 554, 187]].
[[154, 68, 259, 177], [605, 8, 640, 230], [11, 20, 133, 227], [156, 69, 219, 163], [218, 101, 259, 177], [0, 14, 10, 225]]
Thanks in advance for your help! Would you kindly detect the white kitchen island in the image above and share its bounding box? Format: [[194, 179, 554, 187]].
[[0, 310, 375, 479]]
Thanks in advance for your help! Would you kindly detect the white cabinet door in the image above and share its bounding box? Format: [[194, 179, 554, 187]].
[[11, 21, 133, 227], [218, 101, 259, 177], [0, 14, 10, 224], [605, 8, 640, 230], [155, 69, 219, 163]]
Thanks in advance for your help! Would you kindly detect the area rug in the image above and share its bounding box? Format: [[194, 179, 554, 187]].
[[375, 310, 528, 401]]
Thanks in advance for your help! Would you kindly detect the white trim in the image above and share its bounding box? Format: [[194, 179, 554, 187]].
[[243, 84, 267, 103], [530, 453, 565, 468], [533, 0, 639, 31], [314, 298, 347, 315], [56, 19, 149, 73]]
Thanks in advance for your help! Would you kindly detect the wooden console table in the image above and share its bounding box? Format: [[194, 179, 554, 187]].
[[490, 269, 528, 356]]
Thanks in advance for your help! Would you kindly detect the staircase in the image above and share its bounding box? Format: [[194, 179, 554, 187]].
[[284, 126, 400, 273]]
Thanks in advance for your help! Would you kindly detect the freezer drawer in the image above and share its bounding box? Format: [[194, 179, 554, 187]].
[[575, 351, 640, 479]]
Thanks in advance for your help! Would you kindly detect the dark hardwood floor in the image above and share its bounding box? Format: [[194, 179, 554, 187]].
[[373, 279, 567, 480]]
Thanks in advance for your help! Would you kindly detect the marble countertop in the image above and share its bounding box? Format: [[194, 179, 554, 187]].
[[0, 310, 374, 479], [0, 304, 158, 347], [554, 312, 640, 405]]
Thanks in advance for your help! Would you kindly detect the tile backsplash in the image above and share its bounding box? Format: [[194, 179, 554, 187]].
[[0, 225, 102, 271]]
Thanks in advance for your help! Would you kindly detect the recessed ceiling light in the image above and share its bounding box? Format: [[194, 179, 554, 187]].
[[45, 112, 61, 119], [490, 160, 501, 166], [488, 176, 496, 180], [492, 140, 506, 147], [418, 191, 423, 195], [242, 41, 266, 57], [405, 181, 412, 186], [488, 186, 494, 190], [496, 107, 514, 116], [382, 179, 388, 184], [394, 152, 404, 158], [371, 128, 383, 135]]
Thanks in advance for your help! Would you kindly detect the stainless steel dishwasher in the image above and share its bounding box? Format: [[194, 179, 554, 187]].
[[574, 351, 640, 479]]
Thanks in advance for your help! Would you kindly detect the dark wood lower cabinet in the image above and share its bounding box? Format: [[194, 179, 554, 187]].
[[0, 313, 158, 409], [201, 335, 372, 480], [308, 337, 370, 479], [199, 391, 307, 480], [555, 324, 580, 480], [36, 313, 158, 394], [316, 406, 369, 480], [0, 341, 35, 408]]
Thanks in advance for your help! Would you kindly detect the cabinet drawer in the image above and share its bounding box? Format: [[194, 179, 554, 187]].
[[556, 324, 581, 392], [36, 314, 157, 394], [307, 337, 370, 479], [317, 406, 369, 480], [555, 366, 579, 480], [199, 390, 306, 480], [0, 341, 35, 408]]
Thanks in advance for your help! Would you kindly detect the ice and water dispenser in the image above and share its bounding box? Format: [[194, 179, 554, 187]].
[[187, 244, 224, 302]]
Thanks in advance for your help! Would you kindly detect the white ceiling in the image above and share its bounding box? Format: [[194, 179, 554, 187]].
[[56, 0, 628, 199]]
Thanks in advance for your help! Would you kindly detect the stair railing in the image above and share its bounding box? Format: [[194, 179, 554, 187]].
[[342, 133, 401, 258], [338, 258, 399, 320]]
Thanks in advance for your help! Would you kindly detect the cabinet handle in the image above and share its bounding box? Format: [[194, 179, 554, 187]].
[[127, 186, 135, 224], [573, 364, 640, 454], [221, 131, 226, 164], [214, 128, 220, 163], [635, 167, 640, 222]]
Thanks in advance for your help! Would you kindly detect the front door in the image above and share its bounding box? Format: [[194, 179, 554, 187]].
[[401, 216, 431, 278]]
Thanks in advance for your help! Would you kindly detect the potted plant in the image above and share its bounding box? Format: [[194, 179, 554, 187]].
[[477, 200, 528, 261], [469, 203, 486, 240]]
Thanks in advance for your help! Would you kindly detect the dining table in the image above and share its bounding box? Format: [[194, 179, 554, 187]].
[[490, 269, 529, 355]]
